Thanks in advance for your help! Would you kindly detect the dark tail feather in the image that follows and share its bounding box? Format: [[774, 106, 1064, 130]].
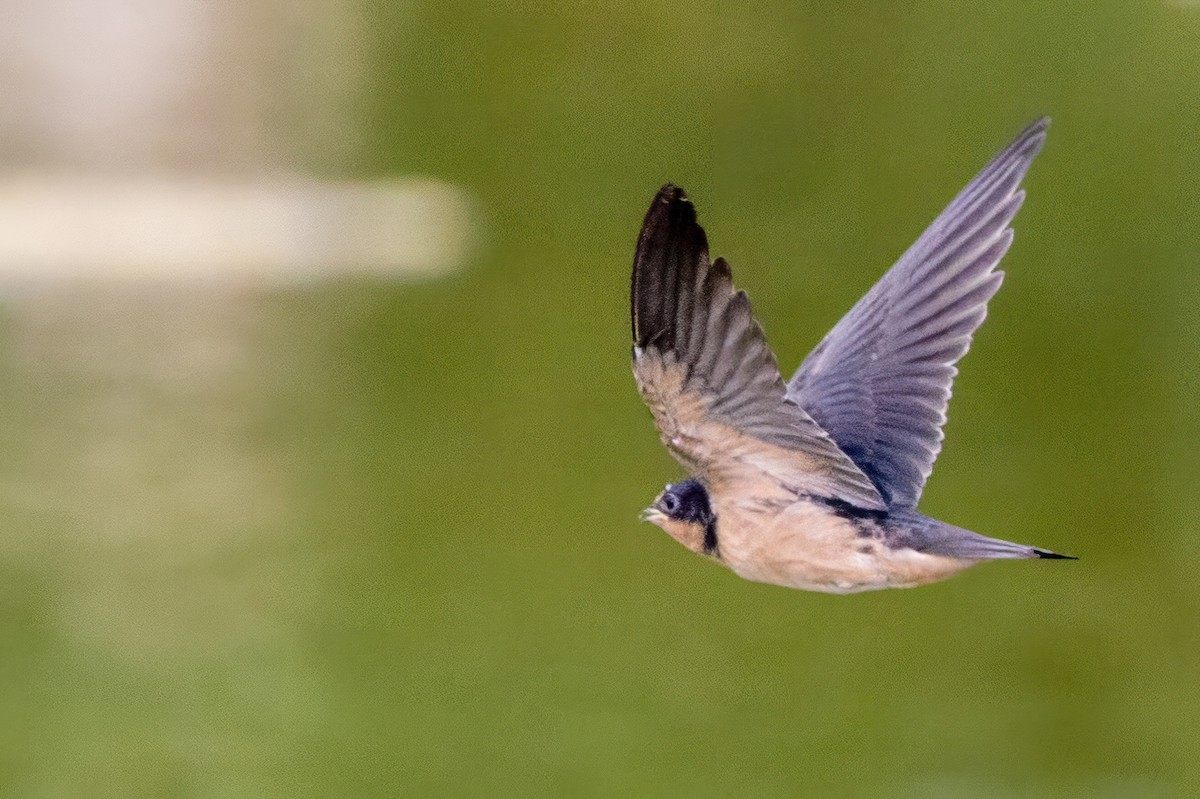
[[1033, 548, 1077, 560]]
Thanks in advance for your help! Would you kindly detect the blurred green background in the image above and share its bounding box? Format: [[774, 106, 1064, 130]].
[[4, 1, 1200, 796]]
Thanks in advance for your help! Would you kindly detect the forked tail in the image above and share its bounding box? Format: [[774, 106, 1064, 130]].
[[895, 512, 1077, 561]]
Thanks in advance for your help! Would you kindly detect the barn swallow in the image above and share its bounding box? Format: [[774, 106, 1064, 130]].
[[631, 118, 1074, 593]]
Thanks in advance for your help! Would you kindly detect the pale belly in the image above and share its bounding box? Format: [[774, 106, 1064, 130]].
[[715, 499, 975, 594]]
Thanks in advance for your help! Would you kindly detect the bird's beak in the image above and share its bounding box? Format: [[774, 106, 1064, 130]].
[[639, 507, 663, 524]]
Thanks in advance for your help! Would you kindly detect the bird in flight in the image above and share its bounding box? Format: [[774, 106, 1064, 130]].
[[631, 118, 1073, 593]]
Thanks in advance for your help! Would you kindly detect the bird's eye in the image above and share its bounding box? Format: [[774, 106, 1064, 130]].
[[662, 493, 680, 514]]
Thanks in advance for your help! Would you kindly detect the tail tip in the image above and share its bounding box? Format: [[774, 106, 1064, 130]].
[[1033, 547, 1077, 561]]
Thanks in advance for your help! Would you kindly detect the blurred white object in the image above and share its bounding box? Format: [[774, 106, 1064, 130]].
[[0, 175, 473, 283], [0, 0, 362, 169], [0, 0, 473, 283]]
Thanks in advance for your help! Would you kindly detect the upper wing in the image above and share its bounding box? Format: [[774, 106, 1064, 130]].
[[787, 118, 1049, 508], [632, 185, 886, 511]]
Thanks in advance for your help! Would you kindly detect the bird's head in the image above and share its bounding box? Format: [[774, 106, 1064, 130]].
[[640, 478, 718, 557]]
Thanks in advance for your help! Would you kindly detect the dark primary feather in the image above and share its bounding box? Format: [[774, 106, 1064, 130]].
[[788, 118, 1049, 508], [632, 186, 886, 511]]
